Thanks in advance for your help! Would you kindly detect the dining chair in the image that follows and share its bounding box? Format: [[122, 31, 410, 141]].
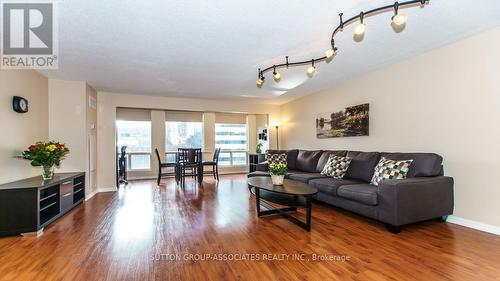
[[178, 148, 202, 186], [202, 148, 221, 181], [155, 148, 178, 185]]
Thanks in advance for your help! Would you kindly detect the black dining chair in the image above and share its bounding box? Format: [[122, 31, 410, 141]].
[[203, 148, 221, 181], [178, 148, 202, 186], [155, 148, 178, 185]]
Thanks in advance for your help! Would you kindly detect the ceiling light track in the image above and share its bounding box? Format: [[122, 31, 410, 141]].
[[256, 0, 429, 88]]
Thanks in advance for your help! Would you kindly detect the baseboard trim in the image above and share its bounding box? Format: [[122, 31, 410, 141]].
[[98, 187, 118, 193], [85, 190, 98, 201], [447, 215, 500, 236]]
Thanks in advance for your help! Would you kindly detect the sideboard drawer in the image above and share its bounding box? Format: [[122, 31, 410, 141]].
[[60, 181, 73, 213]]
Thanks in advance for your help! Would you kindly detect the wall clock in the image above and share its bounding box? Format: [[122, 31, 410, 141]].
[[12, 96, 29, 113]]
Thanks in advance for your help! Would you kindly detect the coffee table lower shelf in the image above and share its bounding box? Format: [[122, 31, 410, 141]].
[[251, 187, 313, 232]]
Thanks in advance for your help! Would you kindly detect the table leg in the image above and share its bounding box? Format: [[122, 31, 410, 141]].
[[255, 187, 261, 217], [198, 163, 203, 184], [305, 195, 312, 231]]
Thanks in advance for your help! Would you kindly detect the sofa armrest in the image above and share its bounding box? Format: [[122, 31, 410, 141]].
[[377, 176, 454, 226], [256, 161, 269, 172]]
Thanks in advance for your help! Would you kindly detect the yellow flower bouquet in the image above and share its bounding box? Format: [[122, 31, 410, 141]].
[[22, 141, 70, 180]]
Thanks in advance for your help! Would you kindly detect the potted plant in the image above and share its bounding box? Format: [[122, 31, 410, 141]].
[[256, 142, 263, 154], [269, 162, 286, 185], [22, 141, 70, 180]]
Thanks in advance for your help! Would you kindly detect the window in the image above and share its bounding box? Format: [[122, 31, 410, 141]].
[[215, 123, 248, 165], [116, 120, 152, 170], [165, 121, 203, 152]]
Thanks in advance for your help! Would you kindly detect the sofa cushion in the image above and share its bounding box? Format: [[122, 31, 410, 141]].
[[337, 184, 378, 206], [371, 157, 413, 186], [380, 152, 443, 177], [345, 151, 380, 182], [284, 170, 303, 179], [266, 149, 299, 170], [248, 171, 270, 178], [296, 150, 323, 172], [288, 173, 327, 183], [315, 150, 348, 172], [308, 178, 363, 196]]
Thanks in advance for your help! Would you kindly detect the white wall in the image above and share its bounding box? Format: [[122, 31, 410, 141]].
[[0, 70, 48, 184], [280, 27, 500, 228], [97, 91, 281, 189], [48, 80, 86, 173], [49, 79, 97, 197]]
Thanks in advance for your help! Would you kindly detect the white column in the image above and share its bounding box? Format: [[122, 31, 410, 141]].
[[202, 112, 216, 161], [151, 110, 166, 176], [247, 114, 257, 154]]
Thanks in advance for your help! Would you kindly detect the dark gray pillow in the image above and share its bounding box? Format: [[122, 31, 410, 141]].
[[296, 150, 323, 173], [380, 152, 442, 177], [345, 151, 380, 182]]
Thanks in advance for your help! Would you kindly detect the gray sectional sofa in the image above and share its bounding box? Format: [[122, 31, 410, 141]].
[[247, 149, 454, 233]]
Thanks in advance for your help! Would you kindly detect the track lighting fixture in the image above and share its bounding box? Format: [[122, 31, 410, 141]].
[[273, 66, 281, 82], [256, 68, 264, 88], [306, 60, 316, 76], [325, 48, 336, 60], [256, 0, 430, 88], [256, 77, 264, 88], [354, 12, 366, 35], [392, 2, 408, 25]]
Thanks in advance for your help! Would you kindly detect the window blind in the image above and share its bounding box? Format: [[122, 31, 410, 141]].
[[116, 108, 151, 121], [165, 111, 203, 122], [215, 113, 247, 124]]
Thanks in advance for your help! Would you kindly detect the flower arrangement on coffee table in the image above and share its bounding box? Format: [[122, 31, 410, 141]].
[[269, 162, 286, 185], [22, 141, 70, 180]]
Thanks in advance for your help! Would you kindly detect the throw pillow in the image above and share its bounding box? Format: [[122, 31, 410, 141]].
[[371, 157, 413, 186], [266, 153, 287, 165], [321, 155, 353, 179]]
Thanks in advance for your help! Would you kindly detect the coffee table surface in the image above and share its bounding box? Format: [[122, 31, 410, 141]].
[[247, 176, 318, 196]]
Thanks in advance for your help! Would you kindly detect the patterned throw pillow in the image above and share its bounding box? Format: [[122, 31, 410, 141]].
[[321, 155, 353, 179], [266, 153, 287, 165], [371, 157, 413, 186]]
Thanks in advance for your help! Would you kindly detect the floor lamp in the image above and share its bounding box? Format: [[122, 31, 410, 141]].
[[272, 121, 282, 150]]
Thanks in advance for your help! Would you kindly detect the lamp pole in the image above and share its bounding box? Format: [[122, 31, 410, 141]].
[[272, 121, 282, 150], [275, 125, 279, 150]]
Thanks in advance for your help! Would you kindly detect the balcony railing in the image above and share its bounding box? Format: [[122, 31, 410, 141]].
[[118, 152, 151, 170], [218, 150, 248, 166]]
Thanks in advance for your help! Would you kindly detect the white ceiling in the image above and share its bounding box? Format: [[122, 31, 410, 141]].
[[40, 0, 500, 104]]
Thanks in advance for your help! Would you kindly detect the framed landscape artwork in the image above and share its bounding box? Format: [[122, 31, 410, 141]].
[[316, 103, 369, 138]]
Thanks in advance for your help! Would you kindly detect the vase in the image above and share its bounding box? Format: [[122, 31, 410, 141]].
[[271, 174, 284, 185], [42, 165, 54, 180]]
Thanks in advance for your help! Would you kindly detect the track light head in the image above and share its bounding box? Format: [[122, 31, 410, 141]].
[[354, 24, 366, 35], [392, 14, 407, 25], [306, 66, 316, 75], [256, 78, 264, 88], [392, 2, 407, 26], [272, 65, 281, 82], [273, 72, 281, 82], [325, 48, 336, 59], [306, 60, 316, 77], [354, 12, 366, 35]]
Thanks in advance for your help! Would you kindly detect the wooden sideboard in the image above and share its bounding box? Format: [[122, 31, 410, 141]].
[[0, 172, 85, 236]]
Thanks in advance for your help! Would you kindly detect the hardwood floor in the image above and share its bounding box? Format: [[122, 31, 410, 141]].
[[1, 174, 500, 281]]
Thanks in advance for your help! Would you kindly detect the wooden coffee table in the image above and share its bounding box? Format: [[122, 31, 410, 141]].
[[247, 176, 318, 231]]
